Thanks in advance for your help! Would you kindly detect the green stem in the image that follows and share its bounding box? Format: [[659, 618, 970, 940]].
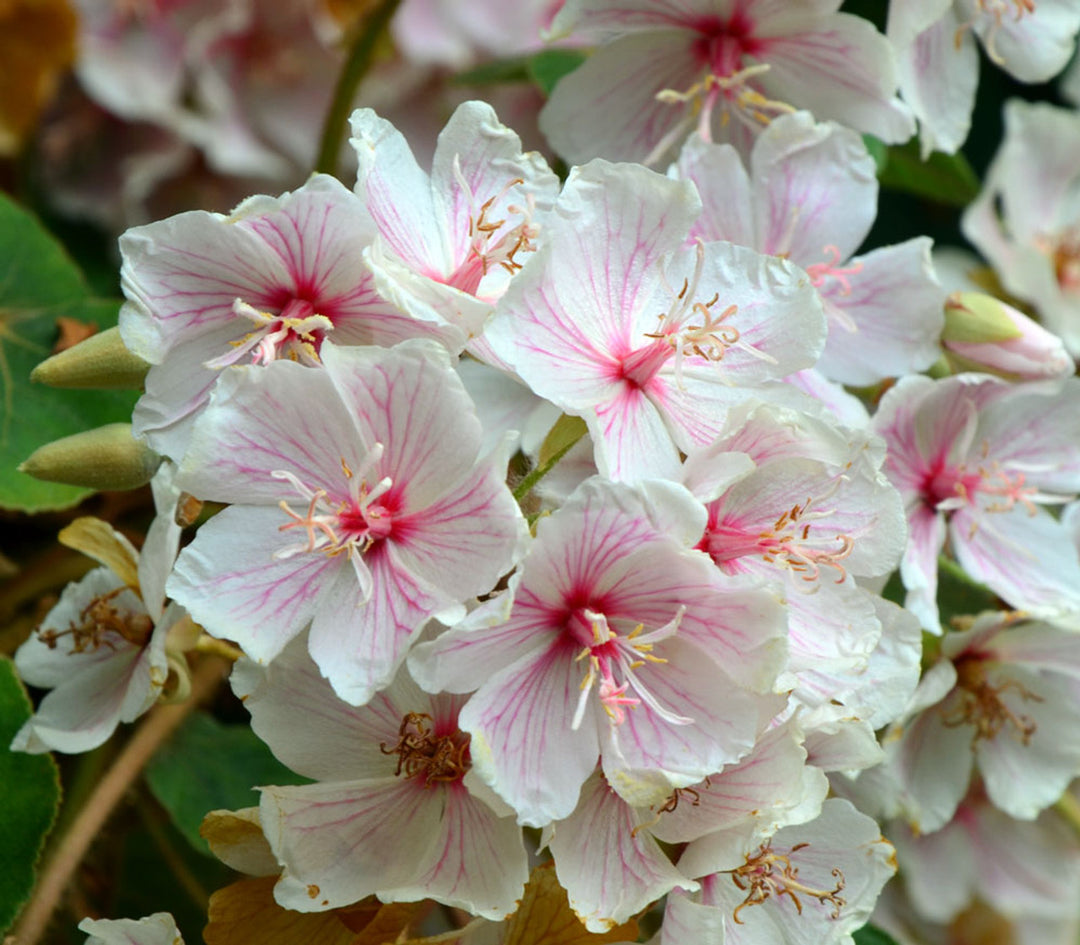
[[512, 433, 585, 504], [314, 0, 403, 177]]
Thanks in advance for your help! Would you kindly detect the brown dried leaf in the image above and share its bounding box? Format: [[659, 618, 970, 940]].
[[57, 516, 140, 590], [0, 0, 77, 155], [199, 808, 278, 878], [205, 876, 366, 945], [52, 317, 98, 353], [502, 864, 639, 945]]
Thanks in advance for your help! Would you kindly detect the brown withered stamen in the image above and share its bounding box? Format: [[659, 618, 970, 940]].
[[729, 841, 846, 924], [380, 712, 470, 787], [940, 656, 1044, 746], [37, 586, 152, 653]]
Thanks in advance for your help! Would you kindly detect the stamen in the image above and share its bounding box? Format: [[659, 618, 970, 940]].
[[379, 712, 470, 787], [203, 299, 332, 370], [37, 586, 152, 653], [729, 842, 846, 924], [940, 658, 1044, 745], [757, 482, 855, 585], [954, 0, 1036, 65], [804, 246, 863, 297], [653, 62, 794, 154], [568, 608, 690, 729], [271, 448, 394, 561]]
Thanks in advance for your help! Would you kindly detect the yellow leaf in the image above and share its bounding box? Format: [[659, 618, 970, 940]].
[[205, 877, 374, 945], [57, 515, 140, 590], [199, 808, 279, 878], [0, 0, 77, 155], [502, 864, 639, 945]]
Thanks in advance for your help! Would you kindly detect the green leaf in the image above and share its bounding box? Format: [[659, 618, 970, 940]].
[[0, 656, 61, 934], [937, 555, 999, 627], [144, 711, 308, 857], [452, 49, 587, 97], [853, 924, 902, 945], [862, 134, 888, 174], [453, 55, 532, 87], [0, 194, 137, 512], [876, 140, 980, 208], [527, 48, 588, 96]]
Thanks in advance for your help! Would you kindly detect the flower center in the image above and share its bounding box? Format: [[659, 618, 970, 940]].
[[940, 656, 1044, 745], [728, 842, 846, 924], [204, 298, 333, 370], [955, 0, 1036, 65], [37, 587, 152, 653], [1034, 227, 1080, 295], [804, 245, 863, 297], [380, 712, 470, 787], [565, 607, 689, 729], [273, 449, 394, 567], [448, 159, 539, 296], [622, 241, 771, 389], [702, 486, 855, 586], [925, 454, 1043, 516]]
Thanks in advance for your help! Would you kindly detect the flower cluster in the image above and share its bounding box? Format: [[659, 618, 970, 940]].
[[10, 2, 1080, 944]]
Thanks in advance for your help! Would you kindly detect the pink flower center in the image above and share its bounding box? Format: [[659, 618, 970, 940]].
[[564, 607, 689, 729], [644, 12, 788, 161], [923, 457, 1040, 515], [204, 298, 333, 371], [273, 449, 396, 565], [446, 163, 539, 297], [701, 487, 855, 585], [619, 242, 751, 389]]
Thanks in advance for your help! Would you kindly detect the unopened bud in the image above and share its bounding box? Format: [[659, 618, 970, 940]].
[[31, 325, 150, 389], [19, 423, 161, 491], [942, 291, 1074, 380]]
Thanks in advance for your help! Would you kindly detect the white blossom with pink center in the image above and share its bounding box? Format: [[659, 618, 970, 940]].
[[679, 403, 907, 705], [119, 173, 453, 462], [349, 100, 559, 343], [674, 112, 945, 385], [409, 476, 789, 827], [539, 0, 914, 166], [873, 372, 1080, 630], [963, 99, 1080, 356], [484, 158, 827, 483], [233, 635, 528, 918], [884, 612, 1080, 833], [165, 340, 525, 706], [888, 0, 1080, 157], [886, 787, 1080, 929], [542, 721, 828, 931], [661, 799, 896, 945]]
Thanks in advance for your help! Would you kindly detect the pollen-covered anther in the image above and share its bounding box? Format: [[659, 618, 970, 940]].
[[37, 586, 152, 653], [729, 841, 846, 924], [759, 492, 855, 585], [940, 657, 1044, 745], [380, 712, 471, 787]]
